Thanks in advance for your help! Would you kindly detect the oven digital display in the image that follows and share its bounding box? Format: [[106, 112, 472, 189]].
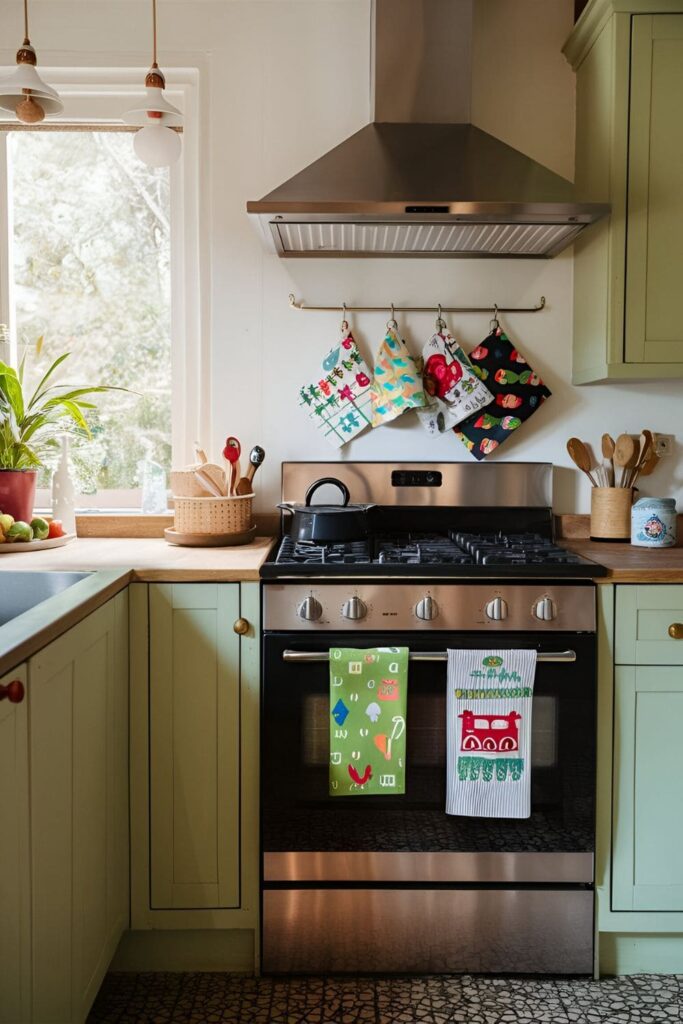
[[391, 470, 443, 487]]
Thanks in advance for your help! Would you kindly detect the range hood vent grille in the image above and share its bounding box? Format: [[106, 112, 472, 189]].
[[275, 221, 584, 258]]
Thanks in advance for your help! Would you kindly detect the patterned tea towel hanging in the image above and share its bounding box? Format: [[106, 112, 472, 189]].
[[297, 324, 373, 448], [370, 322, 426, 427], [446, 649, 537, 818], [329, 647, 408, 796], [453, 328, 551, 460], [417, 326, 494, 436]]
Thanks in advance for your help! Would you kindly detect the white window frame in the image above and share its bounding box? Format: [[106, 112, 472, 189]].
[[0, 64, 208, 511]]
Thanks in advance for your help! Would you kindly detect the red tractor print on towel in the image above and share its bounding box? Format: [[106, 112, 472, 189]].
[[459, 710, 521, 752]]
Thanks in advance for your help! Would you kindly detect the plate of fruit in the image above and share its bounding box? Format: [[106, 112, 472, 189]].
[[0, 513, 74, 551]]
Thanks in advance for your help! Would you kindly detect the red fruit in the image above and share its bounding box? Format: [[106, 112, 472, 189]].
[[48, 519, 65, 538]]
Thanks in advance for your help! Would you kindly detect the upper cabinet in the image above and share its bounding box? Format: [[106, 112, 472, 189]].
[[564, 1, 683, 383]]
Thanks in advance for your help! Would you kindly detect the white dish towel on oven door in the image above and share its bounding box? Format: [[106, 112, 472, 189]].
[[446, 649, 537, 818]]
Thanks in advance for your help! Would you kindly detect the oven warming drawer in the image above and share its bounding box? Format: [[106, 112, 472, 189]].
[[264, 851, 594, 884], [262, 888, 594, 974]]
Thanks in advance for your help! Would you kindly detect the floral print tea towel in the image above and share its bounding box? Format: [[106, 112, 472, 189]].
[[453, 330, 551, 460], [370, 327, 426, 427], [298, 327, 373, 448], [446, 649, 537, 819], [417, 329, 494, 436]]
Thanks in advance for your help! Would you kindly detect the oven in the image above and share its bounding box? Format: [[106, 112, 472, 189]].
[[261, 586, 597, 975]]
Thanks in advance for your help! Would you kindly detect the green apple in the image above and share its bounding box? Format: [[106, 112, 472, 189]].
[[7, 521, 33, 543], [30, 516, 50, 541]]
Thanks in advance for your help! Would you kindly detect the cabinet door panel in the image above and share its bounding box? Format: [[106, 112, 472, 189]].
[[626, 15, 683, 363], [30, 594, 129, 1023], [150, 584, 240, 910], [613, 666, 683, 910], [0, 665, 30, 1024]]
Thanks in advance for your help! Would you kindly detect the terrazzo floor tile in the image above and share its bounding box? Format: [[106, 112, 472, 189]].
[[87, 972, 683, 1024]]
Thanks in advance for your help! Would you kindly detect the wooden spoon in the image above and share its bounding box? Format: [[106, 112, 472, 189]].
[[601, 433, 615, 486], [633, 448, 660, 481], [236, 445, 266, 496], [614, 434, 636, 487], [566, 438, 598, 487]]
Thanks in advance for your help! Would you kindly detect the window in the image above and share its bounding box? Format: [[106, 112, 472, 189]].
[[6, 130, 171, 506], [0, 70, 201, 511]]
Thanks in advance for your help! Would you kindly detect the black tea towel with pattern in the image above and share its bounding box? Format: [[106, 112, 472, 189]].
[[453, 330, 551, 460]]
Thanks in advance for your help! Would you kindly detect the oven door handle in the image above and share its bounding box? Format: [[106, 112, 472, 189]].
[[281, 649, 577, 664]]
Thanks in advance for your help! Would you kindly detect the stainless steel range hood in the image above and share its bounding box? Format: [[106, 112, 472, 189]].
[[247, 0, 609, 259]]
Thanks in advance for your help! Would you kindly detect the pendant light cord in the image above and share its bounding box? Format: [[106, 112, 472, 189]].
[[23, 0, 29, 42], [152, 0, 158, 68]]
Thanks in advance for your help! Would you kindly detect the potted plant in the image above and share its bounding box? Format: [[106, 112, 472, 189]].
[[0, 351, 119, 524]]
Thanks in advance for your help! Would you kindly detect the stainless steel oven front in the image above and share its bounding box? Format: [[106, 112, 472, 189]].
[[261, 582, 597, 975]]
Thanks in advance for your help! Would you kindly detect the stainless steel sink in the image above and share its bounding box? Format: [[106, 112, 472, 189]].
[[0, 571, 91, 628]]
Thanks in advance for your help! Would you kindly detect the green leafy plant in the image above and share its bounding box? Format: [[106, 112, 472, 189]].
[[0, 348, 124, 470]]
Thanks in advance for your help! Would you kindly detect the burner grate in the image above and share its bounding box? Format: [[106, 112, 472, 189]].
[[276, 536, 371, 566]]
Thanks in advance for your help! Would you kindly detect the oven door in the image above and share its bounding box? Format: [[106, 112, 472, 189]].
[[261, 631, 595, 884]]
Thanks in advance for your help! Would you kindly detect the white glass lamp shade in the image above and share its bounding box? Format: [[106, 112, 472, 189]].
[[0, 62, 63, 115], [133, 122, 181, 167], [124, 87, 182, 128]]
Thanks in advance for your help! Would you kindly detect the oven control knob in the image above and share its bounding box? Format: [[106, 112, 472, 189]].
[[297, 596, 323, 622], [415, 596, 439, 621], [342, 596, 367, 620], [533, 596, 557, 622], [484, 596, 508, 621]]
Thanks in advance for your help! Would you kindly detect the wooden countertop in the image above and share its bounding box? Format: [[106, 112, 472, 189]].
[[0, 536, 275, 581], [562, 539, 683, 582]]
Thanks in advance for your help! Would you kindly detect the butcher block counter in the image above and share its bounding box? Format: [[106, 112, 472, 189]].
[[0, 535, 275, 581], [562, 538, 683, 583]]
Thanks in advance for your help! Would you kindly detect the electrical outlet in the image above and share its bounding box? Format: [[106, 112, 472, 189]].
[[654, 433, 675, 456]]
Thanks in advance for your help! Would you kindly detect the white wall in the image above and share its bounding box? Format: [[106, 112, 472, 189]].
[[2, 0, 682, 513]]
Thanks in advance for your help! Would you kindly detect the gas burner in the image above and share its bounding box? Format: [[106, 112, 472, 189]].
[[450, 531, 582, 567], [276, 536, 371, 566], [377, 534, 474, 566]]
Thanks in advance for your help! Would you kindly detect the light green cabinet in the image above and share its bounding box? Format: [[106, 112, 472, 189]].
[[564, 2, 683, 383], [130, 582, 260, 937], [613, 665, 683, 910], [0, 665, 30, 1024], [28, 592, 129, 1024]]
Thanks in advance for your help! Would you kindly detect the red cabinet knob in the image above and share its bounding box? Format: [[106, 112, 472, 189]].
[[0, 680, 25, 703]]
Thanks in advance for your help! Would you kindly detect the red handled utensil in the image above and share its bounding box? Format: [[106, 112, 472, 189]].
[[223, 436, 241, 496]]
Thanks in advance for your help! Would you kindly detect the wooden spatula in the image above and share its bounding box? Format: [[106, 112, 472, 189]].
[[614, 434, 637, 487]]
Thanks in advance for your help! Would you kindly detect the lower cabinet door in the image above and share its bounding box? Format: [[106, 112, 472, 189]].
[[0, 665, 30, 1024], [149, 583, 240, 909], [613, 665, 683, 910], [29, 594, 129, 1024]]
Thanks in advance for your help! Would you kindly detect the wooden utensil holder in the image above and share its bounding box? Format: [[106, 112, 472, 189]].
[[590, 487, 633, 542]]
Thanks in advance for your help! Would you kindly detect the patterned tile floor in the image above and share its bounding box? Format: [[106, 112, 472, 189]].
[[87, 972, 683, 1024]]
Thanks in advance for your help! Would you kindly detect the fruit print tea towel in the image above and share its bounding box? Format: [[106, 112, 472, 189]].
[[329, 647, 408, 796], [446, 649, 537, 819], [297, 326, 373, 448], [370, 327, 426, 426], [453, 330, 551, 460], [417, 328, 494, 435]]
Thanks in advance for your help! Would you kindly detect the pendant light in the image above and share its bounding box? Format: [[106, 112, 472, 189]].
[[0, 0, 63, 123], [124, 0, 182, 168]]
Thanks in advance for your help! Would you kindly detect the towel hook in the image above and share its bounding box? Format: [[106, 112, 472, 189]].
[[490, 302, 500, 333], [436, 302, 447, 331], [387, 302, 398, 331], [340, 302, 349, 332]]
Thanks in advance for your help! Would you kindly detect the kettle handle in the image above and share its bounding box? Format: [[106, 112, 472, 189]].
[[304, 477, 350, 508]]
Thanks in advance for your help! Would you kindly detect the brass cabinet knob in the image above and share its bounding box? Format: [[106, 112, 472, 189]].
[[233, 617, 250, 636], [668, 622, 683, 640]]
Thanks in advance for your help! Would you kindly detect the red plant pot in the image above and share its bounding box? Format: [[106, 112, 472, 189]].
[[0, 470, 38, 523]]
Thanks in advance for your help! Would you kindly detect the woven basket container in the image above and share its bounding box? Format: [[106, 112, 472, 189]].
[[173, 494, 253, 535], [590, 487, 633, 541]]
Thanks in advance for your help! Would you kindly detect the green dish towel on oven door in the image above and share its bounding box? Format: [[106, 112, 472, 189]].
[[329, 647, 409, 796]]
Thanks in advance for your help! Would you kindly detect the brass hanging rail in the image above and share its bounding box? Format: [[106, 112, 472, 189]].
[[288, 294, 546, 315]]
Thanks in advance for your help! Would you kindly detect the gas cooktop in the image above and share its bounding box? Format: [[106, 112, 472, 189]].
[[261, 462, 606, 580]]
